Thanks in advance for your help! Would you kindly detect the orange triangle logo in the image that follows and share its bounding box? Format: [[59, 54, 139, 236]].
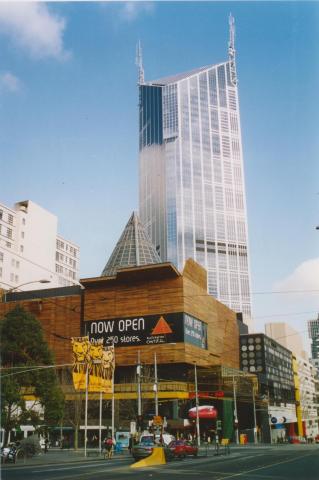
[[151, 316, 173, 335]]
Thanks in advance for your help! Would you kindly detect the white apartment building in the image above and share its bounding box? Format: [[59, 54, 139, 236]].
[[0, 200, 79, 291]]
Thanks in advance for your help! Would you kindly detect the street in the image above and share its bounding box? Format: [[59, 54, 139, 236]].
[[2, 445, 319, 480]]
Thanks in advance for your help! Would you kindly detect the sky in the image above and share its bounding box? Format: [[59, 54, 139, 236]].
[[0, 1, 318, 351]]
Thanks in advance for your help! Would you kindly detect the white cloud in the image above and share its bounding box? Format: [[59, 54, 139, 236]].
[[118, 2, 155, 22], [0, 3, 69, 60], [275, 258, 319, 292], [0, 71, 21, 93]]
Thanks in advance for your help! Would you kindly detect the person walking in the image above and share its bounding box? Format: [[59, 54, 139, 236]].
[[103, 437, 113, 459], [44, 438, 49, 454], [128, 435, 133, 454]]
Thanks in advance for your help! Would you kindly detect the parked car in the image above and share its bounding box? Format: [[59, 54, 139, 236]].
[[168, 440, 198, 459], [139, 432, 175, 446], [315, 435, 319, 444], [1, 444, 17, 464], [131, 441, 173, 461]]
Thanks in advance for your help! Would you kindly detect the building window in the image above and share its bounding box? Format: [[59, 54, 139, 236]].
[[0, 267, 2, 277], [20, 245, 24, 253], [21, 231, 25, 239], [6, 242, 11, 248], [22, 218, 26, 225], [10, 273, 14, 282], [0, 252, 3, 262], [11, 258, 15, 267], [7, 228, 12, 239], [16, 260, 20, 268], [0, 209, 2, 220], [15, 275, 19, 283], [8, 214, 13, 225]]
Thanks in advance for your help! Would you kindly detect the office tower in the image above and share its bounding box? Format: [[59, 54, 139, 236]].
[[0, 199, 80, 291], [138, 16, 252, 329], [308, 314, 319, 359]]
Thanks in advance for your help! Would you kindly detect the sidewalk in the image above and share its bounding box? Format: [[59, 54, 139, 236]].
[[3, 448, 130, 467]]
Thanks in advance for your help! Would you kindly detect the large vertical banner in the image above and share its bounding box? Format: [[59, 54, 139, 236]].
[[88, 339, 104, 392], [71, 336, 90, 391], [100, 345, 115, 393], [71, 338, 115, 393]]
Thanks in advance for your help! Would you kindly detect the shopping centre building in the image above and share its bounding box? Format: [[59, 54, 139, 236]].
[[0, 213, 260, 445]]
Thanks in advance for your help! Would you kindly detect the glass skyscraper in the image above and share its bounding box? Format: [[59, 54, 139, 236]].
[[138, 16, 252, 330]]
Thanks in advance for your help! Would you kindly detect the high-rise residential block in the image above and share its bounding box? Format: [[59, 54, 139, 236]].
[[138, 16, 252, 329], [0, 200, 79, 291]]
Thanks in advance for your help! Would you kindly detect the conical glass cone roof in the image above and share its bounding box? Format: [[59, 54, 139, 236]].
[[101, 212, 161, 277]]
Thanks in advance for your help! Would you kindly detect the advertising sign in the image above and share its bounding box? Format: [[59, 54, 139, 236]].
[[86, 312, 208, 349], [184, 313, 208, 349]]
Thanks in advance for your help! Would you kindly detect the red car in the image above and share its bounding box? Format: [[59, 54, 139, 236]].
[[168, 440, 198, 459]]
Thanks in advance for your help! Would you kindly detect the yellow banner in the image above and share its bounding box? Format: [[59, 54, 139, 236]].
[[71, 338, 115, 393], [71, 336, 90, 391], [100, 345, 115, 393]]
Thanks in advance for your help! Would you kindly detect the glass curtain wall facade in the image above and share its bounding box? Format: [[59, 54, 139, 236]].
[[139, 44, 252, 329]]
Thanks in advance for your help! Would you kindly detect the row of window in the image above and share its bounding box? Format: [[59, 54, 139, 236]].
[[56, 252, 77, 269], [0, 209, 14, 225], [0, 225, 13, 239], [55, 264, 76, 279], [56, 239, 78, 258]]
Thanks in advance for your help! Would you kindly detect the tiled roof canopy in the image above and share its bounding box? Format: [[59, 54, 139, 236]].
[[101, 212, 162, 277]]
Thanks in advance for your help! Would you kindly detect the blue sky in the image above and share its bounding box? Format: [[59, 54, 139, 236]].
[[0, 1, 318, 347]]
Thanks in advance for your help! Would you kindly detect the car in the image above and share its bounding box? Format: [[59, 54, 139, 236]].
[[315, 435, 319, 444], [131, 441, 173, 461], [140, 433, 175, 446], [168, 440, 198, 459]]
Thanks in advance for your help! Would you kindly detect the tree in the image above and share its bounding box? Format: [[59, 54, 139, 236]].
[[0, 305, 64, 445]]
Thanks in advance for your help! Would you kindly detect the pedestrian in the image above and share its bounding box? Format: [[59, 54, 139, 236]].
[[128, 435, 133, 454], [44, 437, 49, 453], [103, 437, 113, 459]]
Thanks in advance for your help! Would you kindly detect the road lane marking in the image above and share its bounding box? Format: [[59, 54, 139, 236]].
[[32, 460, 127, 473], [214, 451, 315, 479]]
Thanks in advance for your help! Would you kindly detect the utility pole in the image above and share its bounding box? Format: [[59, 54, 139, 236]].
[[194, 363, 200, 447], [232, 375, 239, 444], [137, 350, 142, 430], [84, 363, 89, 457], [111, 347, 115, 442], [154, 352, 158, 416], [252, 381, 258, 444]]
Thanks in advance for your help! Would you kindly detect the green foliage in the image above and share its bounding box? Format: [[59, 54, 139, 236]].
[[0, 305, 64, 443]]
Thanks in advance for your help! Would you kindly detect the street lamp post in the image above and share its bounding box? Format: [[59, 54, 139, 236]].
[[137, 350, 142, 431], [252, 382, 258, 444], [194, 363, 200, 447], [1, 279, 51, 303], [154, 352, 158, 417], [232, 375, 239, 444]]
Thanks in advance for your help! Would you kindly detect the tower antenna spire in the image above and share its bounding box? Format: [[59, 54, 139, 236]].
[[136, 40, 145, 85], [228, 13, 237, 85]]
